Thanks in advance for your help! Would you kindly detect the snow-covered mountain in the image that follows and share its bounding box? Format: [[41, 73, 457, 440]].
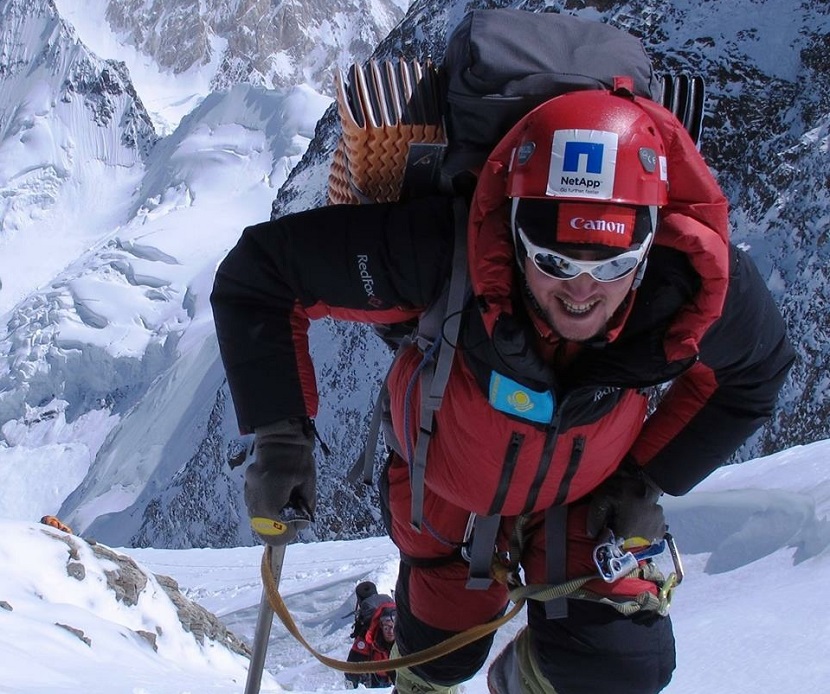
[[0, 0, 156, 314], [0, 0, 373, 546], [103, 0, 409, 93], [55, 0, 409, 101], [0, 0, 828, 549]]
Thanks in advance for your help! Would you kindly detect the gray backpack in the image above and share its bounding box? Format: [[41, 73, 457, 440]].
[[440, 9, 659, 178], [329, 9, 703, 205]]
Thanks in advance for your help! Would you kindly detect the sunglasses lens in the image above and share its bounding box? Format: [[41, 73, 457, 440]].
[[533, 252, 580, 279], [591, 255, 639, 281]]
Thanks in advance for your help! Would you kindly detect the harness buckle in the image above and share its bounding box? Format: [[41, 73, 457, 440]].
[[461, 513, 504, 590]]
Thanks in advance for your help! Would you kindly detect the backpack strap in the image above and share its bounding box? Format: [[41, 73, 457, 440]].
[[409, 197, 470, 531], [463, 513, 502, 590], [348, 197, 470, 497], [348, 372, 393, 484], [544, 505, 569, 618]]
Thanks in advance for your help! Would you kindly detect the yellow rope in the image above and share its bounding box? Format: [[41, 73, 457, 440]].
[[260, 546, 525, 674]]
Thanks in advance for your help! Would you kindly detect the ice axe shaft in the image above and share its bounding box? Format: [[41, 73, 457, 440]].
[[243, 509, 310, 694], [244, 543, 286, 694]]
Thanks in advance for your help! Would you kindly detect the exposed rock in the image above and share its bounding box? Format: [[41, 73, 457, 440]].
[[66, 561, 86, 581], [93, 543, 149, 606], [43, 529, 249, 658], [103, 0, 407, 95], [56, 622, 92, 646], [154, 573, 250, 656], [135, 629, 159, 651]]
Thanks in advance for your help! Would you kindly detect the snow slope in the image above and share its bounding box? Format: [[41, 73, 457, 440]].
[[2, 440, 829, 693]]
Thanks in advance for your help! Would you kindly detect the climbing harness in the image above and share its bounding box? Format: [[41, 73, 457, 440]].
[[252, 531, 685, 679]]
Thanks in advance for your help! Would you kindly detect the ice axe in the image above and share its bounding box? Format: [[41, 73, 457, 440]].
[[243, 508, 311, 694]]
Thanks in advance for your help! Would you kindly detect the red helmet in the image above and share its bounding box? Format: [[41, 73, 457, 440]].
[[506, 89, 668, 206]]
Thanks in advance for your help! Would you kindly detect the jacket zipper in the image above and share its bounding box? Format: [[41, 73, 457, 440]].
[[521, 393, 569, 514], [487, 432, 525, 516], [552, 435, 586, 506]]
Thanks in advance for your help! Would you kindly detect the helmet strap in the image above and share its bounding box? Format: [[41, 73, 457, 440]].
[[510, 197, 527, 271], [631, 206, 658, 290], [632, 258, 648, 290]]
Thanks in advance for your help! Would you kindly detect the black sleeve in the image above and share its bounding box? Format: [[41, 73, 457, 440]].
[[210, 196, 456, 431], [643, 245, 796, 494]]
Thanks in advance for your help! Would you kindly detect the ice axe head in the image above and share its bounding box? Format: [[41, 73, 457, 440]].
[[250, 504, 312, 546]]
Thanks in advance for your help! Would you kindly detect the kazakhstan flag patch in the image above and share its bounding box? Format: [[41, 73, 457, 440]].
[[488, 372, 555, 424]]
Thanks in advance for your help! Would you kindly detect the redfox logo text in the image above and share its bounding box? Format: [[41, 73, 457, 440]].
[[357, 255, 375, 297], [547, 130, 619, 199]]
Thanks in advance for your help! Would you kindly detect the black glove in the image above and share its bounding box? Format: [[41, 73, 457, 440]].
[[586, 461, 666, 543], [245, 418, 316, 545]]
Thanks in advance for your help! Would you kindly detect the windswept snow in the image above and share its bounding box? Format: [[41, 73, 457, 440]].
[[1, 441, 829, 693], [0, 521, 255, 694]]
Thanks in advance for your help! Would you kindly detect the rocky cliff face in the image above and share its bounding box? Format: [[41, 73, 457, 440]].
[[0, 0, 156, 152], [0, 0, 157, 202], [0, 0, 158, 314], [102, 0, 408, 93], [647, 0, 830, 452]]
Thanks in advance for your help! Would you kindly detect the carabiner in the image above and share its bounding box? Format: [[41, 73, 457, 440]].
[[657, 572, 679, 616], [460, 512, 477, 563]]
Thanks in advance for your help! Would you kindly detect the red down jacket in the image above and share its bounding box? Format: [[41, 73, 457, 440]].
[[346, 599, 396, 688], [211, 97, 793, 508]]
